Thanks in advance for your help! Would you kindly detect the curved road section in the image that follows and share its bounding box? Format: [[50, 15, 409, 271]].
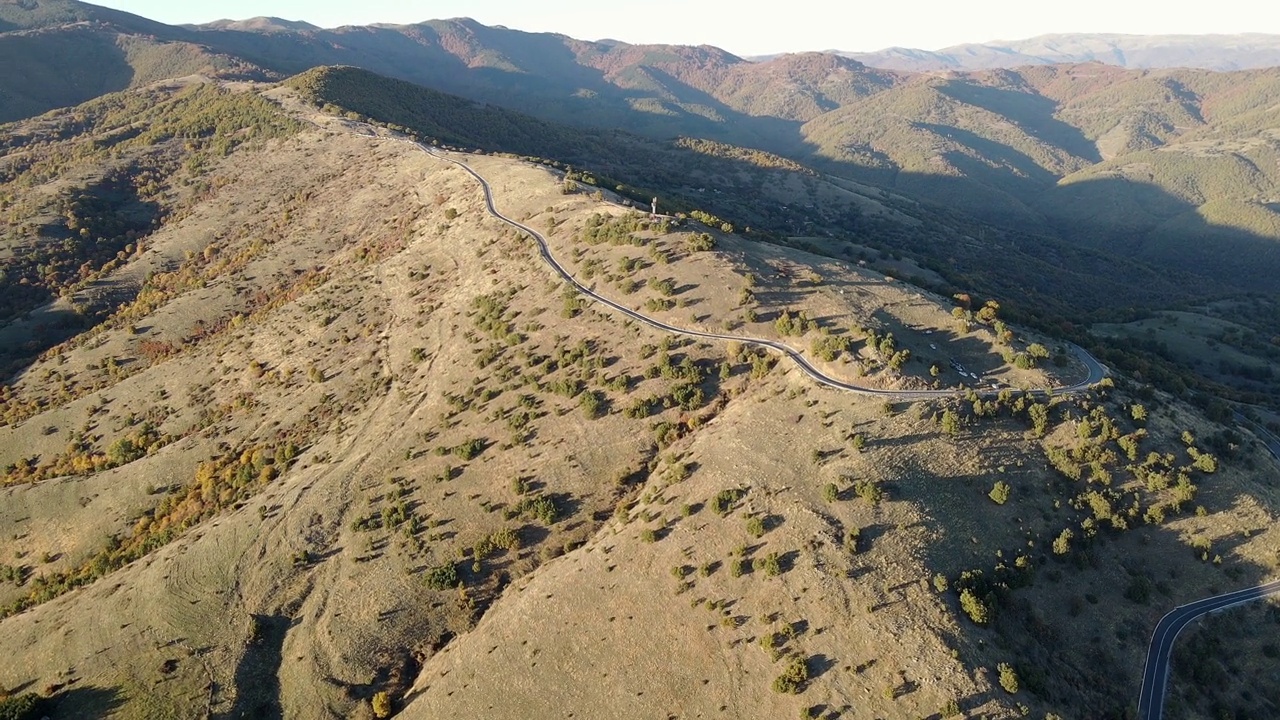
[[378, 132, 1273, 720], [1234, 411, 1280, 462], [1137, 579, 1280, 720], [392, 135, 1106, 399]]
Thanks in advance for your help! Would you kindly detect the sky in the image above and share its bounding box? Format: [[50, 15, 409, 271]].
[[91, 0, 1280, 56]]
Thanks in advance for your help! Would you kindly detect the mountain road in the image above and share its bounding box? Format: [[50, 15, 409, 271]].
[[398, 136, 1107, 400]]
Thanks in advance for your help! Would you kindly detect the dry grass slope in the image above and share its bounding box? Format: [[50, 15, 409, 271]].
[[0, 82, 1274, 720]]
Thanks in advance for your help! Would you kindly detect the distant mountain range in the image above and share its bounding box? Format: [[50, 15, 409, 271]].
[[825, 33, 1280, 72], [3, 1, 1280, 298]]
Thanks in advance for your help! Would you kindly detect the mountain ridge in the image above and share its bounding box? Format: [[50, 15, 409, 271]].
[[829, 32, 1280, 72]]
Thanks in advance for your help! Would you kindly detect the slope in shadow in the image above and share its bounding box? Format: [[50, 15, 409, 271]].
[[45, 684, 124, 719], [217, 614, 292, 720], [936, 80, 1102, 163]]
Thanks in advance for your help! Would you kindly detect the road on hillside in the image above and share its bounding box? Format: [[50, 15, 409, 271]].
[[1136, 579, 1280, 720], [1234, 411, 1280, 461], [391, 135, 1106, 399]]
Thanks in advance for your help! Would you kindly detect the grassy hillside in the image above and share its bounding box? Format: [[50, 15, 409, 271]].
[[0, 81, 1274, 720], [3, 7, 1280, 316], [0, 79, 303, 378], [0, 0, 170, 34], [287, 66, 1280, 412]]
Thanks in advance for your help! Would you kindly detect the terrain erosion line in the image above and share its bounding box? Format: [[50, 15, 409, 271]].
[[1136, 579, 1280, 720], [403, 137, 1106, 400]]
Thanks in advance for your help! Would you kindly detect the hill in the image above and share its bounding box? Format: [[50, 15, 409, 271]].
[[10, 10, 1264, 306], [2, 7, 1279, 313], [0, 0, 269, 124], [0, 73, 1275, 720], [837, 33, 1280, 72]]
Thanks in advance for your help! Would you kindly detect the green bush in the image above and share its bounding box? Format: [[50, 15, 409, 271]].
[[853, 479, 883, 505], [772, 655, 809, 694], [759, 552, 782, 577], [0, 693, 42, 720], [452, 438, 486, 461], [822, 483, 839, 503], [989, 481, 1011, 505], [424, 562, 458, 590], [711, 488, 745, 516], [997, 662, 1020, 694], [579, 390, 605, 419], [960, 588, 990, 625]]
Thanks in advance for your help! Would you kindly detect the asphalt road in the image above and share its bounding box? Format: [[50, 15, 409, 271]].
[[1233, 411, 1280, 461], [390, 135, 1107, 399], [1136, 578, 1280, 720], [430, 125, 1278, 719]]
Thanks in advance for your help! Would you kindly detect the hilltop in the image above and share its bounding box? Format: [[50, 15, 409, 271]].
[[2, 6, 1280, 309]]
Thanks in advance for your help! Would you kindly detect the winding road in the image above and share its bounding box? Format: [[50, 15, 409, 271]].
[[351, 127, 1280, 719], [394, 135, 1107, 400], [1233, 411, 1280, 462], [1137, 579, 1280, 720]]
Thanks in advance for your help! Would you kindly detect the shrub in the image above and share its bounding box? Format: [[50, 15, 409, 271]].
[[988, 481, 1011, 505], [843, 528, 861, 554], [452, 438, 486, 461], [516, 495, 557, 525], [1052, 528, 1073, 555], [959, 588, 990, 625], [853, 479, 883, 505], [759, 552, 782, 577], [372, 691, 393, 719], [746, 516, 766, 538], [772, 654, 809, 694], [822, 483, 838, 503], [489, 526, 520, 552], [0, 693, 42, 720], [424, 562, 458, 590], [579, 390, 605, 419], [1027, 403, 1049, 437], [997, 662, 1020, 694], [711, 488, 745, 516], [940, 409, 960, 436], [687, 232, 715, 251]]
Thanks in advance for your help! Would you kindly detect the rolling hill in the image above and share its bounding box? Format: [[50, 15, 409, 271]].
[[2, 5, 1279, 297], [5, 2, 1277, 305], [1, 10, 1280, 717], [0, 72, 1275, 720]]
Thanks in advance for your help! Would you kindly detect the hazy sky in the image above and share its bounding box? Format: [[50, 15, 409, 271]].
[[92, 0, 1280, 55]]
